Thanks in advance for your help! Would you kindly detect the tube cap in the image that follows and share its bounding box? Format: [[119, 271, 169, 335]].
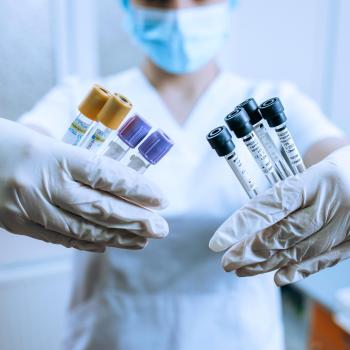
[[118, 114, 152, 148], [259, 97, 287, 127], [78, 84, 111, 121], [225, 107, 253, 138], [238, 98, 262, 125], [97, 93, 133, 130], [206, 126, 235, 157], [139, 130, 174, 165]]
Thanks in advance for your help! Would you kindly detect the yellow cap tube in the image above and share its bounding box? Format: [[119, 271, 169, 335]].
[[97, 93, 133, 130], [78, 84, 111, 121]]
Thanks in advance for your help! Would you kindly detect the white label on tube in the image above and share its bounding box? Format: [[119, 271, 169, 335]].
[[86, 127, 109, 152], [62, 117, 92, 145], [254, 123, 280, 163], [227, 153, 256, 193], [276, 126, 304, 167], [244, 133, 274, 175]]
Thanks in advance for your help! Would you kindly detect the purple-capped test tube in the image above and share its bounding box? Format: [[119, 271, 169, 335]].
[[127, 130, 174, 174], [103, 114, 152, 161]]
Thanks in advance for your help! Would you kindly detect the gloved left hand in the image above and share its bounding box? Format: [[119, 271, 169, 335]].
[[209, 145, 350, 286]]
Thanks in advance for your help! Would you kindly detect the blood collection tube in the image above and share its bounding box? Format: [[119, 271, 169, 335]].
[[62, 84, 110, 145], [206, 126, 258, 199], [225, 107, 280, 186], [103, 114, 151, 161], [127, 130, 174, 174], [239, 98, 292, 179], [81, 93, 133, 153], [259, 97, 306, 174]]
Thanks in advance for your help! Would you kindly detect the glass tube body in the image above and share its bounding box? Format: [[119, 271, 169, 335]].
[[127, 154, 151, 174], [80, 122, 114, 154], [273, 122, 306, 174], [253, 120, 293, 179], [242, 131, 280, 186], [62, 113, 95, 146], [225, 150, 258, 199], [103, 137, 130, 161]]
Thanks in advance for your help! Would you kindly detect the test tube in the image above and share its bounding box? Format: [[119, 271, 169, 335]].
[[259, 97, 306, 174], [239, 98, 292, 179], [127, 130, 174, 174], [62, 84, 110, 145], [225, 107, 280, 186], [206, 126, 258, 199], [103, 114, 151, 161], [81, 93, 133, 154]]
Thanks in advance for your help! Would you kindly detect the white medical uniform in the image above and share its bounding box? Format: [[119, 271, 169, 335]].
[[20, 68, 341, 350]]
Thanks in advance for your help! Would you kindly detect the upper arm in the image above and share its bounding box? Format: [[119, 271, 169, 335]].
[[19, 77, 89, 140], [275, 83, 347, 166], [304, 137, 350, 166]]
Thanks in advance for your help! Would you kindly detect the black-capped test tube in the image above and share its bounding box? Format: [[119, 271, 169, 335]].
[[239, 98, 292, 179], [225, 107, 281, 186], [207, 126, 258, 199], [259, 97, 306, 174]]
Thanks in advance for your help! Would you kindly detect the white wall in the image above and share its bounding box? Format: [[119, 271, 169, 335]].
[[0, 1, 349, 349]]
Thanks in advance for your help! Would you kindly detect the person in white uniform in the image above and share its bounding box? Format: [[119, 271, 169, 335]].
[[18, 0, 349, 349]]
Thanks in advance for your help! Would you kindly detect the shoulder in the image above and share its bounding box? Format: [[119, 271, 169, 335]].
[[102, 68, 142, 94], [220, 71, 306, 105]]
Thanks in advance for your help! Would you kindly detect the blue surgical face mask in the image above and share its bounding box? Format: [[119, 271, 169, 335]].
[[123, 2, 231, 75]]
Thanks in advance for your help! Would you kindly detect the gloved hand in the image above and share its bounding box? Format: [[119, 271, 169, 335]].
[[209, 145, 350, 286], [0, 118, 169, 252]]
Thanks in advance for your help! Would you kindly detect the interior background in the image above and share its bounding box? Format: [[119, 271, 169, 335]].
[[0, 1, 349, 349]]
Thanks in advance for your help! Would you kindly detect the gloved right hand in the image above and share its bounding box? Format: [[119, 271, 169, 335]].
[[0, 118, 169, 252], [209, 145, 350, 286]]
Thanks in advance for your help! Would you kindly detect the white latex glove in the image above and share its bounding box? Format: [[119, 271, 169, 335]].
[[0, 118, 169, 252], [209, 145, 350, 286]]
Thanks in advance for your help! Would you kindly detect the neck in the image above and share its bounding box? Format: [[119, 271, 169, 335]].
[[141, 59, 221, 124]]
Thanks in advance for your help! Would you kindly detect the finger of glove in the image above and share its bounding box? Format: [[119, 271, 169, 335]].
[[17, 220, 106, 252], [52, 180, 169, 238], [32, 203, 148, 248], [61, 146, 167, 209], [236, 217, 349, 276], [209, 175, 304, 253], [274, 239, 350, 286], [221, 203, 325, 272]]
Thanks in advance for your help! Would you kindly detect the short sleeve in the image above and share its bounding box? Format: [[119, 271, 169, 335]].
[[252, 81, 344, 156], [19, 77, 90, 140]]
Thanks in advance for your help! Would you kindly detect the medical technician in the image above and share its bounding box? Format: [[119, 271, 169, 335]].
[[18, 0, 348, 349], [0, 118, 168, 251]]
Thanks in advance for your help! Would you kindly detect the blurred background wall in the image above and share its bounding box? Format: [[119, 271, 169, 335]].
[[0, 0, 349, 349]]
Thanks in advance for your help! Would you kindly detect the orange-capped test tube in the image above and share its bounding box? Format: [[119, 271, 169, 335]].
[[62, 84, 110, 146], [80, 93, 133, 153]]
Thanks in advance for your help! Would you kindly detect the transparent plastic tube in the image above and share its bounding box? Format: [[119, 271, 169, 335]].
[[104, 136, 130, 161], [225, 150, 259, 199], [206, 126, 259, 199], [253, 120, 293, 179], [80, 93, 133, 154], [260, 97, 306, 175], [242, 131, 281, 185], [62, 113, 95, 146], [62, 84, 110, 145], [128, 154, 151, 174], [225, 108, 280, 186], [103, 114, 152, 161], [82, 122, 114, 153], [273, 123, 306, 174]]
